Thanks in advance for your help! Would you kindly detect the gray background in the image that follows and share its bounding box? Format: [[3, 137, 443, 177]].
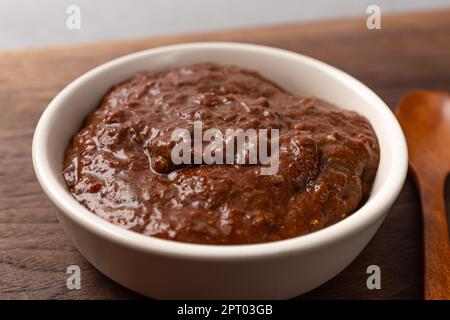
[[1, 0, 450, 49]]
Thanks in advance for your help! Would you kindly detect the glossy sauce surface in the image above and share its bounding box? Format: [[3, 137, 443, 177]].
[[63, 64, 380, 244]]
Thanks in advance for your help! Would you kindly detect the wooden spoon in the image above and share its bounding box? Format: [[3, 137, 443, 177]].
[[396, 90, 450, 300]]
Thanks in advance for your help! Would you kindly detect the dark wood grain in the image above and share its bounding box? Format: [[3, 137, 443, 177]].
[[1, 9, 450, 300]]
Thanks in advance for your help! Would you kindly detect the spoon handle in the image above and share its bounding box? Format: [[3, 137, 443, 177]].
[[417, 175, 450, 299]]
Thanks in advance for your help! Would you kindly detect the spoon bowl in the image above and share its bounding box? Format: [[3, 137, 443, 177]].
[[397, 90, 450, 300]]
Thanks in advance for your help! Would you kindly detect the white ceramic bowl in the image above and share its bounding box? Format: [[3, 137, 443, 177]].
[[32, 42, 407, 299]]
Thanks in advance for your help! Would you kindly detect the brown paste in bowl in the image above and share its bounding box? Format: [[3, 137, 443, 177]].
[[63, 63, 380, 244]]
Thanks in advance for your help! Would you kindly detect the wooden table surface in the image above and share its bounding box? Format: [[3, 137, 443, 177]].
[[1, 9, 450, 300]]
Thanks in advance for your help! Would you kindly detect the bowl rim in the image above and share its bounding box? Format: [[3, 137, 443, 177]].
[[32, 42, 408, 261]]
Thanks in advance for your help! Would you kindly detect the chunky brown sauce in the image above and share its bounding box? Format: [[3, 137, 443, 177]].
[[63, 63, 380, 244]]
